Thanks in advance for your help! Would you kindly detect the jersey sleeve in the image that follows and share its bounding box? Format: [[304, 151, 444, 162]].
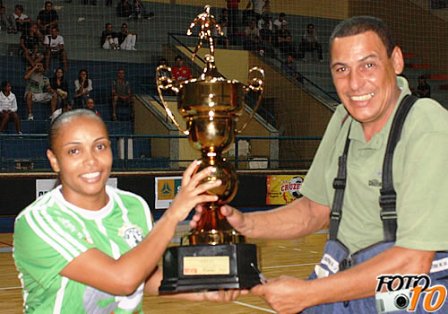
[[14, 207, 95, 289]]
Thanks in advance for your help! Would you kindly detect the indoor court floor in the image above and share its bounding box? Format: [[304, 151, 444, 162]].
[[0, 226, 327, 313]]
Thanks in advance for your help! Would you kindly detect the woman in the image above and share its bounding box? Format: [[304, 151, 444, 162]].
[[13, 109, 237, 313], [0, 81, 21, 134], [118, 22, 137, 51], [74, 69, 93, 108], [50, 67, 69, 108]]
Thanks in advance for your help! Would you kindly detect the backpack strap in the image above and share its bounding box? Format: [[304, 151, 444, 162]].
[[379, 94, 419, 242]]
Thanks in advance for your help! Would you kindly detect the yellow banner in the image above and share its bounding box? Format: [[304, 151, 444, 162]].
[[266, 175, 306, 205]]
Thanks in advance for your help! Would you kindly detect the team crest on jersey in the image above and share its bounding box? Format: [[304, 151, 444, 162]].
[[119, 224, 144, 248]]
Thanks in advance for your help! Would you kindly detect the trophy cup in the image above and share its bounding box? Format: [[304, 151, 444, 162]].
[[156, 5, 265, 292]]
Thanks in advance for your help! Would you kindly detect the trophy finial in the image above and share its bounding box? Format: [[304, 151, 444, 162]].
[[187, 5, 223, 60]]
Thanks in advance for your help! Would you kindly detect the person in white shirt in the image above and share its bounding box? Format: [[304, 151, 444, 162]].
[[0, 81, 21, 134], [6, 4, 31, 33], [44, 26, 68, 72]]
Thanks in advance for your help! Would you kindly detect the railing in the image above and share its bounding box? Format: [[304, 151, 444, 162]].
[[0, 133, 322, 173]]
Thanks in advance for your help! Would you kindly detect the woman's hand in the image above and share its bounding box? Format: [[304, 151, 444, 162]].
[[166, 160, 221, 223]]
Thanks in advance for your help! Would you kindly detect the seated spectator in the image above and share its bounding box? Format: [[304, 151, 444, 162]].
[[50, 100, 72, 123], [101, 23, 119, 50], [129, 0, 154, 19], [24, 62, 57, 120], [258, 13, 273, 42], [0, 81, 21, 134], [275, 23, 297, 58], [111, 68, 134, 121], [217, 8, 229, 48], [44, 26, 68, 72], [85, 97, 100, 116], [37, 1, 59, 35], [172, 55, 192, 84], [74, 69, 92, 108], [298, 23, 323, 62], [50, 67, 69, 109], [243, 19, 262, 52], [116, 0, 132, 18], [117, 23, 137, 51], [0, 5, 7, 31], [19, 23, 44, 67], [6, 4, 31, 34], [414, 75, 431, 98], [245, 0, 266, 22], [273, 12, 287, 30], [281, 54, 303, 83]]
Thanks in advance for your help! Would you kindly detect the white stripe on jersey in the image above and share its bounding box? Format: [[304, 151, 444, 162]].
[[95, 219, 121, 259], [58, 202, 93, 247], [116, 188, 154, 232], [110, 188, 131, 225], [41, 207, 88, 253], [32, 209, 82, 259], [25, 211, 73, 261], [54, 277, 69, 314]]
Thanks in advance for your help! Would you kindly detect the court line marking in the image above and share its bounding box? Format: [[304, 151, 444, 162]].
[[233, 301, 276, 313], [0, 286, 21, 291]]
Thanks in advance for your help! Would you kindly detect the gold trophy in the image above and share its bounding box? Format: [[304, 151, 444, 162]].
[[156, 5, 264, 292]]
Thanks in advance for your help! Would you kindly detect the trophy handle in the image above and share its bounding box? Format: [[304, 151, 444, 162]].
[[156, 65, 190, 135], [236, 67, 265, 134]]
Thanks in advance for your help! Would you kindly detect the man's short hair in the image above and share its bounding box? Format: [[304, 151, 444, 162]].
[[329, 16, 396, 57]]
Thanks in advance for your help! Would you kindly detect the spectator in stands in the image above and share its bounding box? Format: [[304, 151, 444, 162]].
[[298, 23, 324, 62], [225, 0, 241, 40], [0, 5, 7, 31], [281, 54, 303, 83], [14, 109, 230, 313], [6, 4, 31, 34], [106, 0, 113, 6], [74, 69, 93, 108], [217, 8, 229, 48], [50, 99, 72, 122], [24, 62, 57, 120], [101, 23, 119, 50], [0, 81, 21, 134], [129, 0, 154, 19], [116, 0, 132, 18], [19, 22, 44, 68], [81, 0, 97, 5], [50, 67, 69, 109], [414, 75, 431, 98], [172, 55, 192, 84], [243, 18, 263, 53], [245, 0, 266, 22], [111, 68, 134, 121], [117, 22, 137, 51], [85, 97, 100, 116], [275, 22, 297, 58], [37, 1, 59, 35], [44, 26, 68, 72], [273, 12, 287, 30]]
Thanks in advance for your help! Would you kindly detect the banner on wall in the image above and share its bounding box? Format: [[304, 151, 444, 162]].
[[36, 178, 118, 199], [266, 175, 306, 205], [155, 176, 182, 209]]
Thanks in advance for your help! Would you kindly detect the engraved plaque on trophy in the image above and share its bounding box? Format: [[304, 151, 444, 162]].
[[156, 5, 265, 292]]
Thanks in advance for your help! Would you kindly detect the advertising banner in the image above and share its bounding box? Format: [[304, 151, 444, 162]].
[[155, 176, 182, 209], [266, 175, 305, 205]]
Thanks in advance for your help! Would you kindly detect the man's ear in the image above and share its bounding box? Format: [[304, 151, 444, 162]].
[[391, 46, 404, 75], [47, 149, 60, 173]]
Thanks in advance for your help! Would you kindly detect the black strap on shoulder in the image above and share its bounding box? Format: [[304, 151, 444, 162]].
[[379, 94, 419, 242], [329, 123, 351, 240]]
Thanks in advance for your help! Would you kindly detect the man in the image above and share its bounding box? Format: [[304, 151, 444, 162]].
[[111, 68, 133, 121], [24, 62, 57, 120], [37, 1, 58, 35], [298, 23, 323, 62], [19, 23, 43, 67], [44, 26, 68, 71], [192, 16, 448, 313], [171, 55, 192, 84], [6, 4, 31, 33]]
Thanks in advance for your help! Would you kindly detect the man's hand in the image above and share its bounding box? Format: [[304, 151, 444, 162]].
[[251, 276, 312, 314]]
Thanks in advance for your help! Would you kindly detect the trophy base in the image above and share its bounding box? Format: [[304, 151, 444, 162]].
[[159, 243, 261, 293]]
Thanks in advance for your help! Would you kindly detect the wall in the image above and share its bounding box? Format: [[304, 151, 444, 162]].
[[348, 0, 448, 71], [148, 0, 349, 20]]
